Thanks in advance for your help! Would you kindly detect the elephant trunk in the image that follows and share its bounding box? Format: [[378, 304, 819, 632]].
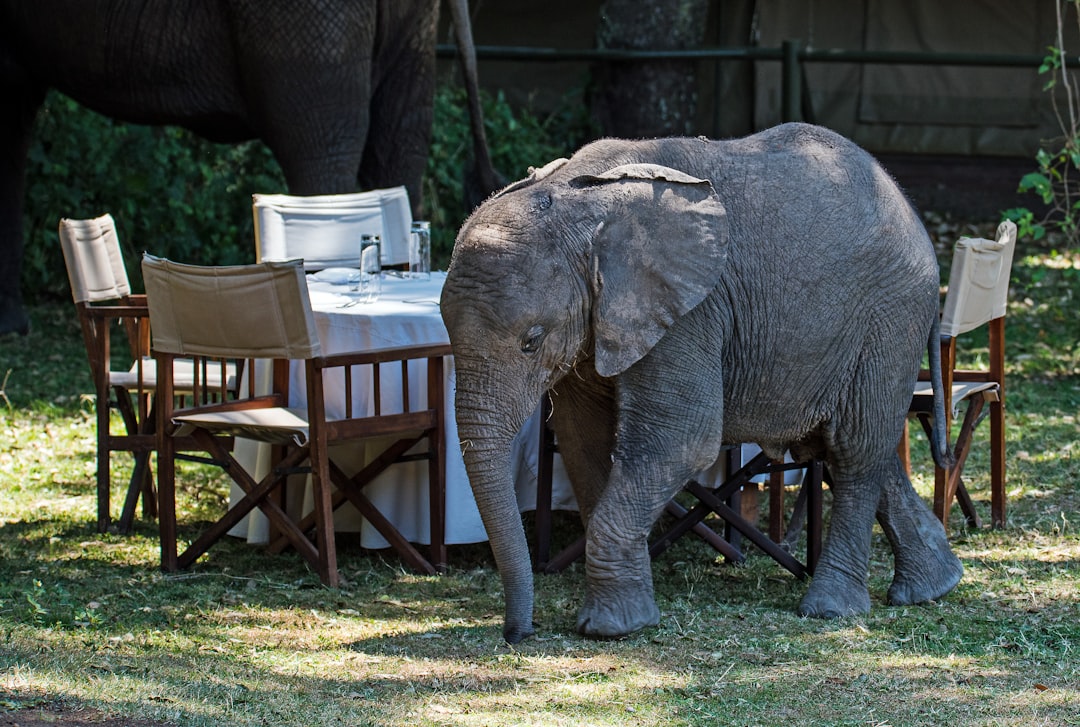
[[456, 399, 537, 644]]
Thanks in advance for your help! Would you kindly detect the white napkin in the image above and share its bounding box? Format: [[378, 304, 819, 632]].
[[310, 267, 358, 285]]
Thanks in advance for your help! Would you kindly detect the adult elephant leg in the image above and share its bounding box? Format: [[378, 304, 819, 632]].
[[271, 125, 368, 197], [576, 337, 724, 638], [0, 81, 42, 336], [360, 0, 439, 215], [232, 0, 374, 197], [798, 463, 881, 618], [876, 453, 963, 605]]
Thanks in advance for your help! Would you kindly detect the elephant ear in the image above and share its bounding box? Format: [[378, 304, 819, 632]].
[[571, 163, 729, 378]]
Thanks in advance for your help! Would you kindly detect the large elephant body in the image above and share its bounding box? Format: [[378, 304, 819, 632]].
[[440, 123, 963, 643], [0, 0, 494, 335]]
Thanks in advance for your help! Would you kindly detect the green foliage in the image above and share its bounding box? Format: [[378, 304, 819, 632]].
[[1002, 206, 1047, 241], [23, 92, 286, 299], [1011, 1, 1080, 245], [1039, 45, 1064, 87]]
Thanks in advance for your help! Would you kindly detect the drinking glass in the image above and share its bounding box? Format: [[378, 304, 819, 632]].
[[409, 221, 431, 280], [359, 234, 382, 302]]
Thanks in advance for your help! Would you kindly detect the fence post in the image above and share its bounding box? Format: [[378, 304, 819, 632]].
[[782, 39, 803, 123]]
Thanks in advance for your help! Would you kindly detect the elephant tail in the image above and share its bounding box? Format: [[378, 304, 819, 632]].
[[448, 0, 506, 205], [927, 314, 956, 469]]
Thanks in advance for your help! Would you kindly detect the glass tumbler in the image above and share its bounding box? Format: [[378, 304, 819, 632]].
[[359, 234, 382, 303], [409, 221, 431, 280]]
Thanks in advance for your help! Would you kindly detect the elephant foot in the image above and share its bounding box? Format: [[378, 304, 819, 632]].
[[577, 516, 661, 637], [798, 572, 871, 619], [503, 621, 536, 645], [887, 546, 963, 606], [576, 586, 660, 638], [875, 467, 964, 607]]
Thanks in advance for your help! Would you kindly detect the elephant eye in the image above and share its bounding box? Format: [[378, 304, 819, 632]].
[[534, 193, 552, 211], [519, 324, 546, 354]]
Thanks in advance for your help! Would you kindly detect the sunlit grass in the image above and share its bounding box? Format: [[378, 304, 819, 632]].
[[2, 229, 1080, 725]]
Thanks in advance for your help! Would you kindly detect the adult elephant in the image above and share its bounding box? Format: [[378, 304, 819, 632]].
[[440, 123, 964, 644], [0, 0, 497, 336]]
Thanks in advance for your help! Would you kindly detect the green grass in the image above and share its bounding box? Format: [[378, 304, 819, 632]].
[[2, 219, 1079, 726]]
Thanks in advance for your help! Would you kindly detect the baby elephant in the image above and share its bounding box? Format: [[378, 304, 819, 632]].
[[440, 122, 963, 644]]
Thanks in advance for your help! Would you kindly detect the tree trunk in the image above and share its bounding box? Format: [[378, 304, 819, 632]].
[[592, 0, 710, 138]]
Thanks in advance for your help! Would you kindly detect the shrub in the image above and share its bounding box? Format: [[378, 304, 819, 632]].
[[23, 92, 284, 298], [1006, 0, 1080, 244]]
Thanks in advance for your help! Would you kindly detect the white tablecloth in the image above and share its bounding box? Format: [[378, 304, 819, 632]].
[[228, 271, 576, 549]]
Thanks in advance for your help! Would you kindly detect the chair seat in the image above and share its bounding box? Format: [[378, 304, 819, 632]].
[[911, 380, 1000, 417], [173, 406, 310, 445], [109, 357, 238, 392]]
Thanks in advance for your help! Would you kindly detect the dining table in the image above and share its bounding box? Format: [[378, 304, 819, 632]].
[[227, 269, 579, 550]]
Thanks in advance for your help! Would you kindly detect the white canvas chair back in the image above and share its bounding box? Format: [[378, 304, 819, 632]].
[[375, 186, 412, 264], [941, 220, 1017, 338], [142, 255, 321, 360], [58, 214, 132, 303], [252, 187, 412, 270]]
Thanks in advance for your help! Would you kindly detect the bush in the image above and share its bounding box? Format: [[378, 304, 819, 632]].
[[1006, 0, 1080, 245], [23, 92, 285, 298], [21, 85, 594, 299]]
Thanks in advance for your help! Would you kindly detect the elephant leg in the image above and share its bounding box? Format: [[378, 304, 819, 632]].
[[359, 1, 438, 215], [0, 81, 42, 336], [798, 461, 881, 618], [547, 368, 616, 525], [876, 453, 963, 605], [261, 74, 369, 196], [576, 457, 669, 638], [576, 342, 724, 638], [799, 323, 947, 618]]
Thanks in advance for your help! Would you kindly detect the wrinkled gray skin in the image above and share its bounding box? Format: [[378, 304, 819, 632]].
[[441, 123, 964, 644], [0, 0, 496, 336]]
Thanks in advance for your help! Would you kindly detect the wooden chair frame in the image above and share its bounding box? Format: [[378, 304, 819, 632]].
[[532, 398, 825, 579], [59, 214, 165, 534], [900, 221, 1014, 531], [901, 315, 1006, 530], [147, 255, 450, 585], [76, 295, 157, 533]]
